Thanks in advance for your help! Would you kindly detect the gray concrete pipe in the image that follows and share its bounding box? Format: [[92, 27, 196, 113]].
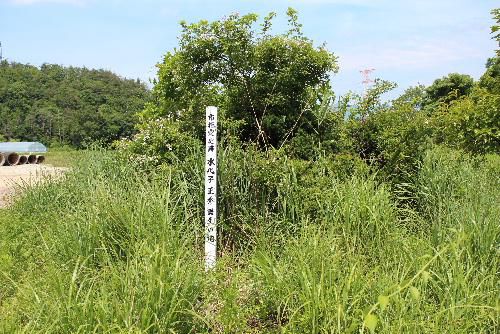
[[18, 155, 28, 165], [3, 152, 20, 166], [36, 155, 46, 164], [0, 153, 5, 166], [28, 155, 37, 164]]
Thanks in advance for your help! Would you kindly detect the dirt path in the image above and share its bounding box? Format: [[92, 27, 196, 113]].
[[0, 164, 68, 208]]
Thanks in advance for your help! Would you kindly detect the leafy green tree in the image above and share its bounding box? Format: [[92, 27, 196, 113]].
[[490, 8, 499, 56], [285, 86, 347, 159], [424, 73, 474, 109], [336, 80, 433, 184], [0, 61, 150, 147], [479, 56, 499, 94], [426, 9, 500, 154], [340, 79, 398, 161], [142, 9, 338, 149], [433, 87, 499, 154], [391, 84, 426, 110]]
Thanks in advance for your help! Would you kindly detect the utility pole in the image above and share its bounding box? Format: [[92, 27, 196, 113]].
[[359, 68, 375, 121], [359, 68, 375, 94], [0, 41, 3, 61]]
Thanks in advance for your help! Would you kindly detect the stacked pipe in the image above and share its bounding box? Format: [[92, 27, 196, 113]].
[[1, 152, 46, 166], [19, 155, 28, 165], [3, 152, 20, 166]]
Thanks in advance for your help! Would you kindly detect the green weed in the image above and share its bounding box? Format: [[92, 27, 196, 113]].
[[0, 146, 498, 333]]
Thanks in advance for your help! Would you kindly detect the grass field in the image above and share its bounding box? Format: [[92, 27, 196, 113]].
[[44, 147, 85, 168], [0, 146, 498, 333]]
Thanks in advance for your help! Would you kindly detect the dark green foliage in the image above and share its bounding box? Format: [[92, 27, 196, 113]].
[[479, 56, 500, 94], [215, 144, 370, 248], [0, 61, 150, 147], [424, 73, 474, 108], [354, 104, 431, 181], [284, 86, 348, 159], [337, 80, 431, 185]]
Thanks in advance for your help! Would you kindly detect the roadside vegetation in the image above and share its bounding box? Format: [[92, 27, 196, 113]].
[[0, 8, 498, 334], [0, 146, 498, 333], [43, 147, 85, 168]]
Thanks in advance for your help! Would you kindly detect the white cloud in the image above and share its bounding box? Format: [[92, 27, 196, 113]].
[[337, 38, 484, 72]]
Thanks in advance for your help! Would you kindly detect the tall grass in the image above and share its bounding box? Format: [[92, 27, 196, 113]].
[[0, 152, 205, 333], [44, 147, 86, 167], [0, 146, 498, 333]]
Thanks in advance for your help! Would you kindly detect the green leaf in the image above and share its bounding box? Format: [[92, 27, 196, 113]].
[[421, 270, 431, 284], [400, 279, 411, 287], [346, 321, 359, 334], [378, 295, 389, 311], [364, 313, 378, 333], [409, 286, 420, 300]]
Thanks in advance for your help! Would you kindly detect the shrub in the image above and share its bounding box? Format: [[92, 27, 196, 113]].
[[116, 116, 202, 168], [138, 10, 338, 150], [347, 97, 432, 184], [432, 87, 500, 154]]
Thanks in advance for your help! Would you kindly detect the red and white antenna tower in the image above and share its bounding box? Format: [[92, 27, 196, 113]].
[[360, 68, 375, 93]]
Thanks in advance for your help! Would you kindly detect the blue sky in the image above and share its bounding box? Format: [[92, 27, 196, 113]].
[[1, 0, 498, 99]]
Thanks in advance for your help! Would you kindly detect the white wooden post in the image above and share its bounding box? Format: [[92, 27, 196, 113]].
[[204, 106, 217, 270]]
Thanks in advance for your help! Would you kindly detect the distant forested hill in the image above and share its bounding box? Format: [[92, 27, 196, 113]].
[[0, 61, 150, 147]]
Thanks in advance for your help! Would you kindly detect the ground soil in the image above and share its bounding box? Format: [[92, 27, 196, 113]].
[[0, 164, 67, 208]]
